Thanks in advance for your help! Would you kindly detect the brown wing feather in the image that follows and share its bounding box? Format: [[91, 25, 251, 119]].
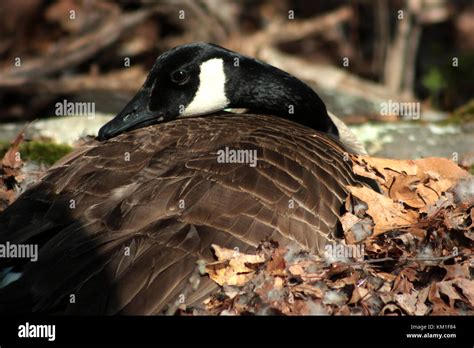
[[0, 114, 368, 314]]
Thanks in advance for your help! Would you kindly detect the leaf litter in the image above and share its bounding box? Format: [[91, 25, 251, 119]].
[[198, 155, 473, 316], [1, 131, 472, 316]]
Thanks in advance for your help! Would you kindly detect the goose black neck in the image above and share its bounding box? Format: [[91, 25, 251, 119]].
[[225, 57, 338, 137]]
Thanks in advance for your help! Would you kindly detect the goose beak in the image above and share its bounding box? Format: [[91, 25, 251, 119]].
[[97, 88, 164, 141]]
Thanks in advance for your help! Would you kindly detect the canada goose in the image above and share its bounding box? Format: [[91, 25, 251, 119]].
[[0, 43, 373, 314]]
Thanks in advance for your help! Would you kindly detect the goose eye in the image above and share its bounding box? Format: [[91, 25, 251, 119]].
[[170, 70, 189, 84]]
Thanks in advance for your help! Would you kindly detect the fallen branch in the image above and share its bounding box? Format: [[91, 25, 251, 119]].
[[0, 7, 156, 85]]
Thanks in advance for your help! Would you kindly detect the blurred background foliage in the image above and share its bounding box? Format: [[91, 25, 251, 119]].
[[0, 0, 472, 165]]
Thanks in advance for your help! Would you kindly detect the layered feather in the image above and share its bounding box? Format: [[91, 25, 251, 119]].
[[0, 114, 370, 314]]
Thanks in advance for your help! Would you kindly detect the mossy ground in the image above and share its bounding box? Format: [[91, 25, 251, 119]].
[[0, 140, 72, 165]]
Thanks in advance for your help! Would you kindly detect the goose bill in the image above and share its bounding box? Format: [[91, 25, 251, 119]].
[[97, 87, 165, 141]]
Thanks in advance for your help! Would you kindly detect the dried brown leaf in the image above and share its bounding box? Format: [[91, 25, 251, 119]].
[[451, 278, 474, 306], [351, 156, 418, 191], [347, 186, 418, 234], [374, 272, 397, 282], [441, 261, 471, 281], [415, 158, 468, 182], [292, 283, 324, 299], [389, 175, 428, 208], [265, 247, 286, 276], [2, 131, 24, 170], [327, 271, 359, 289], [340, 212, 360, 244], [351, 156, 470, 214], [392, 268, 418, 294], [394, 290, 419, 315], [205, 244, 266, 286], [349, 286, 370, 304], [433, 281, 463, 308], [415, 287, 430, 316]]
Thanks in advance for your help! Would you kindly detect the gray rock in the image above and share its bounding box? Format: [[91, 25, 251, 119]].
[[349, 122, 474, 160], [0, 114, 113, 145]]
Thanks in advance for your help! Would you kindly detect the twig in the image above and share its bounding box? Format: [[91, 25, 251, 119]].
[[227, 6, 353, 56], [349, 253, 465, 267]]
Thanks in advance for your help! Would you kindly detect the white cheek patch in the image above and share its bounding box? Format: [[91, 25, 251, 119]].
[[182, 58, 229, 116]]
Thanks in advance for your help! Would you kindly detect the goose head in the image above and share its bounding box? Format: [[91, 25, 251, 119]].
[[98, 42, 339, 141]]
